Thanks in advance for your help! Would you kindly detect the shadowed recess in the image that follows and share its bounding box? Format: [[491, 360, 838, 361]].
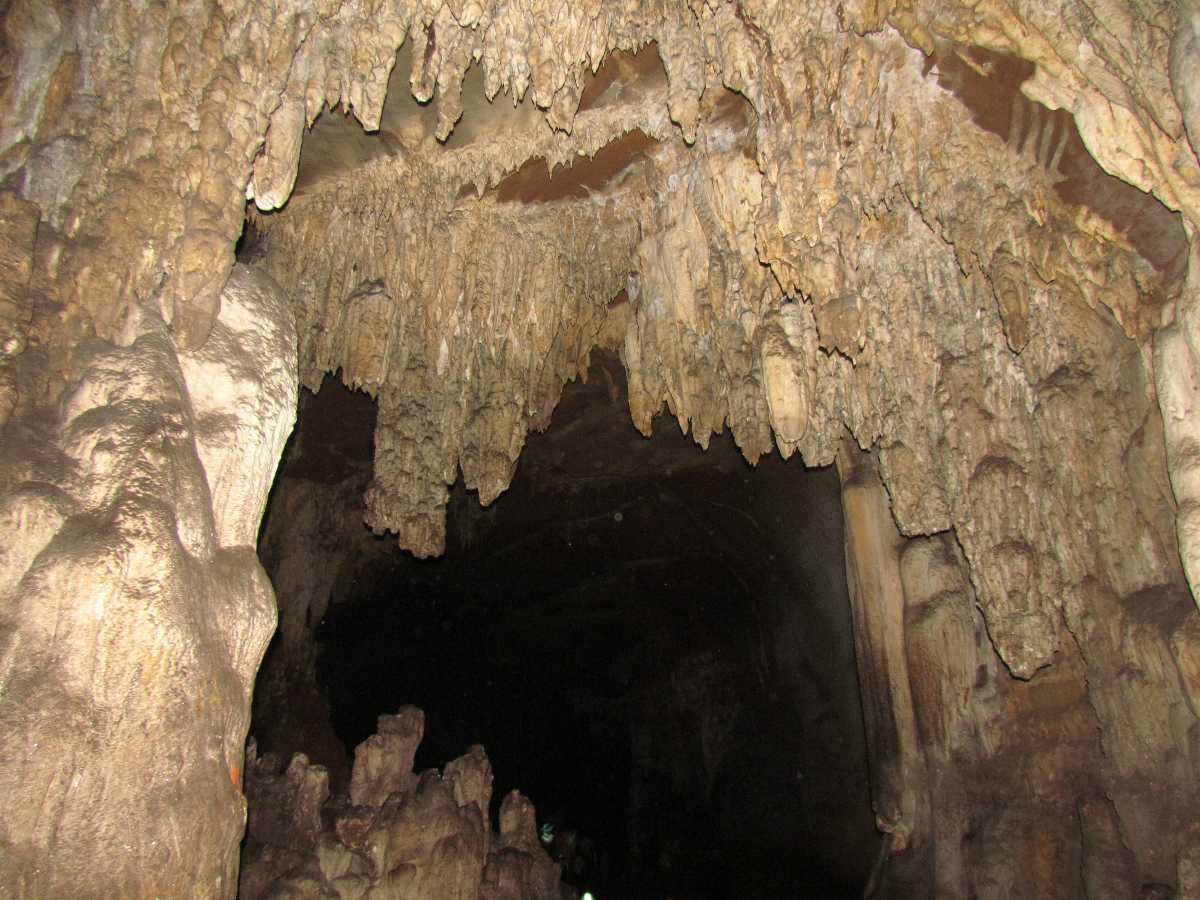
[[298, 354, 879, 898], [929, 44, 1188, 282], [493, 130, 661, 204], [577, 43, 667, 113]]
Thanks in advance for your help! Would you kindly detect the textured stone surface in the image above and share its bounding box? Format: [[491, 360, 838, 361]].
[[480, 791, 562, 900], [0, 190, 38, 430], [0, 0, 1198, 895], [349, 707, 425, 807], [179, 264, 297, 548], [0, 272, 292, 894], [240, 709, 559, 900], [836, 442, 929, 885]]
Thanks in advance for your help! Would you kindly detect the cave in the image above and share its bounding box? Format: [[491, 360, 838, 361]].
[[3, 3, 1200, 899], [246, 360, 876, 898]]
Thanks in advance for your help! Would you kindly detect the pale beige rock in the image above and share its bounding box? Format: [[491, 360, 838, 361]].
[[210, 8, 1200, 893], [1174, 2, 1200, 160], [760, 304, 816, 457], [329, 279, 394, 395], [180, 264, 298, 548], [836, 441, 928, 874], [1, 0, 1199, 896], [0, 304, 279, 896], [259, 173, 638, 556], [250, 98, 308, 212], [1157, 237, 1200, 608], [0, 0, 65, 167]]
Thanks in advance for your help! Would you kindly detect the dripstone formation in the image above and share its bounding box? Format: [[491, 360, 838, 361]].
[[240, 707, 561, 900], [1, 0, 1200, 897]]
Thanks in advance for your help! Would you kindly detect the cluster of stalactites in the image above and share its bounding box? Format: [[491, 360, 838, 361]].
[[245, 0, 719, 211], [257, 167, 640, 556], [243, 0, 1200, 694]]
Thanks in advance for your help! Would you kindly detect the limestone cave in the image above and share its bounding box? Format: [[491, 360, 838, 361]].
[[2, 1, 1200, 898]]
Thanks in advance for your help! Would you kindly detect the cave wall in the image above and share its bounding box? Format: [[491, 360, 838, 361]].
[[1, 0, 1200, 895], [0, 262, 295, 894], [251, 377, 383, 786]]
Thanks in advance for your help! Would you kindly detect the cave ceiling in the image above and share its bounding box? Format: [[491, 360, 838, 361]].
[[222, 2, 1198, 690]]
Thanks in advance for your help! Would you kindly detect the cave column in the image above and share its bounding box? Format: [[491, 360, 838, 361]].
[[835, 438, 931, 894], [1157, 233, 1200, 610], [0, 264, 296, 896]]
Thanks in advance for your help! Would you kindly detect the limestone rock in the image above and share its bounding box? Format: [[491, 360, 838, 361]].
[[1157, 237, 1200, 607], [229, 9, 1200, 894], [481, 791, 562, 900], [444, 745, 495, 856], [179, 263, 298, 549], [1173, 3, 1200, 161], [349, 707, 425, 807], [0, 190, 38, 429], [836, 442, 929, 889], [1, 0, 1200, 896], [0, 295, 284, 895], [259, 172, 638, 557], [245, 744, 330, 853], [250, 98, 308, 212], [240, 709, 561, 900]]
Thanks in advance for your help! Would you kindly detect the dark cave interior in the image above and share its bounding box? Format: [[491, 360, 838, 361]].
[[250, 352, 880, 899]]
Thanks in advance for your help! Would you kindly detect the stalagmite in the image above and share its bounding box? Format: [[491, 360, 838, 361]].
[[240, 709, 558, 900]]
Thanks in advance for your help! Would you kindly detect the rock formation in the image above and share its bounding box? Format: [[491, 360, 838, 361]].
[[0, 0, 1199, 896], [240, 706, 562, 900], [285, 365, 876, 896], [0, 263, 293, 894]]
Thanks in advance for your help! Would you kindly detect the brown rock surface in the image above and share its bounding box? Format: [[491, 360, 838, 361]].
[[240, 709, 559, 900], [0, 0, 1198, 895]]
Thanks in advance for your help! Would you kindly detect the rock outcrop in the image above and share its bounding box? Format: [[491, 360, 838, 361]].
[[0, 264, 293, 895], [240, 706, 563, 900]]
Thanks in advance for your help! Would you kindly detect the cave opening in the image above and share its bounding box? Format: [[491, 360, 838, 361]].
[[248, 350, 879, 899]]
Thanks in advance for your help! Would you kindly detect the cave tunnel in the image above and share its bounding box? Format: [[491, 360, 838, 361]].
[[248, 352, 879, 899], [226, 28, 1197, 900], [6, 3, 1200, 898]]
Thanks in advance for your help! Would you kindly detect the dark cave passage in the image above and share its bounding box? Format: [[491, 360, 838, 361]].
[[250, 352, 879, 899]]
